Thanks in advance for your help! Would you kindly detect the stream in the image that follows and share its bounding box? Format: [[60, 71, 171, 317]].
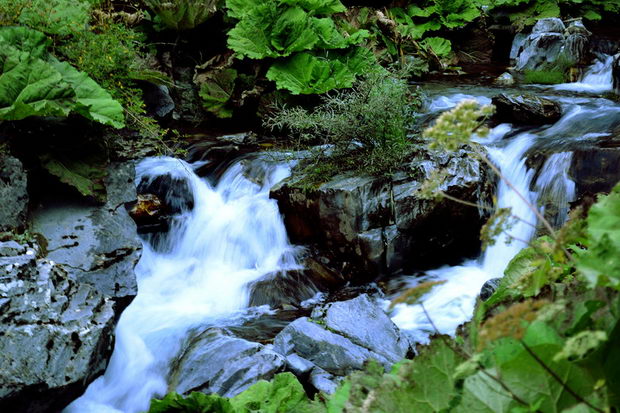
[[66, 55, 619, 412]]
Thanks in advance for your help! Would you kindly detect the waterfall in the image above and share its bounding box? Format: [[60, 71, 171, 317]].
[[390, 95, 580, 344], [553, 54, 614, 93], [65, 157, 298, 413]]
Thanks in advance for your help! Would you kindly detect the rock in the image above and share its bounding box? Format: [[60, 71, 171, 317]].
[[0, 244, 115, 413], [495, 72, 515, 86], [570, 147, 620, 196], [532, 18, 565, 34], [31, 162, 141, 307], [142, 83, 175, 118], [513, 18, 591, 73], [313, 294, 410, 363], [492, 94, 562, 125], [0, 154, 28, 232], [274, 295, 409, 378], [171, 328, 285, 398], [128, 193, 168, 233], [309, 368, 338, 394], [273, 317, 381, 376], [186, 133, 260, 178], [479, 278, 502, 301], [271, 147, 492, 279]]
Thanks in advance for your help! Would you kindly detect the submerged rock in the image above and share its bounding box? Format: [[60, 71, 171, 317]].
[[271, 147, 493, 280], [492, 94, 562, 125], [0, 154, 28, 232], [0, 243, 115, 413], [171, 328, 285, 398]]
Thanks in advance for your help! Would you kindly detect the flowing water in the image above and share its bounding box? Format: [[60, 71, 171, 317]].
[[66, 52, 618, 410], [66, 157, 299, 413]]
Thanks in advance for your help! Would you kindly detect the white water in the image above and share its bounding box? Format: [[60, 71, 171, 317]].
[[552, 54, 614, 93], [535, 152, 576, 227], [391, 124, 539, 342], [65, 157, 297, 413]]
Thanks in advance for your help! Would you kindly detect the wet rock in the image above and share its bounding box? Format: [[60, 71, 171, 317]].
[[271, 147, 492, 279], [172, 328, 285, 398], [0, 154, 28, 232], [128, 193, 168, 233], [513, 18, 591, 73], [31, 162, 141, 306], [311, 294, 410, 364], [142, 83, 175, 118], [0, 244, 115, 413], [479, 278, 502, 301], [273, 317, 381, 376], [492, 94, 562, 125], [570, 147, 620, 196], [309, 368, 338, 394], [273, 295, 409, 379], [495, 72, 515, 86]]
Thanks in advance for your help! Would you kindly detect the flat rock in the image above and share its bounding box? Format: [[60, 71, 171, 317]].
[[492, 94, 562, 125]]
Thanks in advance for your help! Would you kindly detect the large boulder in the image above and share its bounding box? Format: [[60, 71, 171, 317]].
[[271, 147, 493, 280], [273, 294, 410, 392], [0, 242, 115, 413], [0, 153, 28, 232], [512, 18, 591, 73], [31, 162, 141, 308], [492, 93, 562, 125], [170, 328, 285, 398]]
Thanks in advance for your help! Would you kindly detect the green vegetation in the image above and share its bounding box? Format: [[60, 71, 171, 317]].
[[264, 68, 421, 181], [524, 69, 567, 84]]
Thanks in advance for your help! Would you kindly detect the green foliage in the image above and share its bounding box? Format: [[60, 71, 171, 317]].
[[144, 0, 218, 30], [265, 68, 418, 178], [523, 70, 567, 85], [1, 0, 91, 36], [576, 183, 620, 290], [0, 26, 124, 127], [198, 68, 238, 118], [225, 0, 375, 95], [147, 373, 312, 413]]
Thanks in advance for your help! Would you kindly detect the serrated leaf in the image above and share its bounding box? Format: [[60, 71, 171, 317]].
[[270, 7, 319, 54], [198, 68, 237, 118], [145, 0, 217, 30], [148, 392, 235, 413], [279, 0, 346, 15], [39, 153, 108, 200], [230, 372, 308, 413], [420, 36, 452, 58], [17, 0, 91, 36]]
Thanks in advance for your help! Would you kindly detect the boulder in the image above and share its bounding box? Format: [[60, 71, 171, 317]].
[[171, 328, 285, 398], [0, 154, 28, 232], [270, 147, 493, 280], [31, 162, 141, 308], [512, 18, 591, 73], [0, 242, 115, 413], [479, 277, 502, 301], [492, 94, 562, 125], [495, 72, 515, 86], [142, 83, 175, 118], [273, 294, 409, 381]]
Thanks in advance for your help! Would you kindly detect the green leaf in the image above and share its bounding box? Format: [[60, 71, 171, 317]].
[[576, 183, 620, 290], [266, 47, 374, 94], [279, 0, 346, 15], [148, 392, 235, 413], [145, 0, 217, 30], [227, 2, 282, 59], [198, 68, 238, 119], [0, 26, 50, 59], [39, 153, 108, 200], [270, 7, 319, 55], [230, 372, 308, 413], [51, 60, 125, 128], [420, 37, 452, 58], [17, 0, 91, 36]]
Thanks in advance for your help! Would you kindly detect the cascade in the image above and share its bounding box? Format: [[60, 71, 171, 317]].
[[65, 157, 298, 413]]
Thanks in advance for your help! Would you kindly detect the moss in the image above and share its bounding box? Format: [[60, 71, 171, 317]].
[[523, 69, 567, 85]]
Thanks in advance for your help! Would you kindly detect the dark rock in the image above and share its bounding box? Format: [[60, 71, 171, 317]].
[[142, 84, 175, 118], [492, 94, 562, 125], [0, 244, 115, 413], [479, 278, 502, 301], [171, 328, 285, 398], [271, 147, 493, 280], [532, 18, 565, 34], [137, 173, 194, 215], [0, 154, 28, 232], [186, 133, 260, 178], [128, 193, 168, 233], [570, 148, 620, 196], [31, 162, 141, 305]]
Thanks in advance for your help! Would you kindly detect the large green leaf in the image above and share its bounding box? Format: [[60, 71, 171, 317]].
[[270, 7, 319, 54], [148, 392, 235, 413], [420, 36, 452, 58], [145, 0, 217, 30], [576, 183, 620, 290], [279, 0, 346, 15], [198, 68, 238, 118], [230, 372, 308, 413], [266, 47, 374, 94], [0, 26, 50, 59], [227, 2, 281, 59], [39, 152, 108, 200], [17, 0, 91, 36]]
